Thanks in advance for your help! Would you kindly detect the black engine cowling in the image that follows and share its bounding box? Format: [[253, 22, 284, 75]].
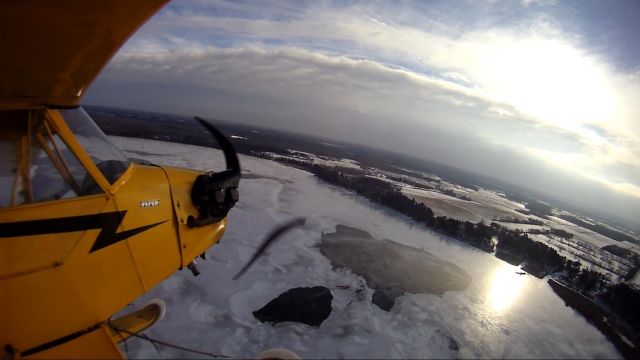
[[188, 117, 241, 227]]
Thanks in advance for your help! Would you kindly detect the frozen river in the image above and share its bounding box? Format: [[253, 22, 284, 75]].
[[112, 136, 620, 359]]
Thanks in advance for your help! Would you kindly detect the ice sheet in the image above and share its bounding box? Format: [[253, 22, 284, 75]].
[[110, 136, 620, 359]]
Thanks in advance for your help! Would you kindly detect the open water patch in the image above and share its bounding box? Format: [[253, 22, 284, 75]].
[[320, 225, 471, 310]]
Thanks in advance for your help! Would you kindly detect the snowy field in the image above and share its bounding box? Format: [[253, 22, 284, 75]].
[[112, 136, 620, 359], [261, 150, 362, 170], [403, 182, 640, 258], [402, 186, 530, 224]]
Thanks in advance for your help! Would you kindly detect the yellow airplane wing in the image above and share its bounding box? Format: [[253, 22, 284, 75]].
[[0, 0, 168, 110]]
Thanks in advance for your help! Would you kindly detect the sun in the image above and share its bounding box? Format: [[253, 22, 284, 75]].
[[477, 36, 616, 132]]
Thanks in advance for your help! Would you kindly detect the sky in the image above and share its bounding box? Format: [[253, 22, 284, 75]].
[[84, 0, 640, 227]]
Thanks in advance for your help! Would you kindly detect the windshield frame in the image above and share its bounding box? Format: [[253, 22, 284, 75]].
[[0, 108, 114, 208], [59, 107, 132, 186], [47, 109, 117, 194]]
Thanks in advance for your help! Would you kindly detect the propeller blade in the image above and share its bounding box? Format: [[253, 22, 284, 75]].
[[233, 218, 306, 280], [194, 116, 241, 172], [188, 116, 242, 227]]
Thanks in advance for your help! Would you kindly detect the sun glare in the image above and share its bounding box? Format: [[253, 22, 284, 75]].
[[487, 264, 526, 313], [477, 37, 616, 131]]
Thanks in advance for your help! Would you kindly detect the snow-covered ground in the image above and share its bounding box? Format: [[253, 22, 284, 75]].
[[402, 186, 529, 224], [262, 150, 362, 170], [397, 170, 638, 254], [111, 136, 620, 359]]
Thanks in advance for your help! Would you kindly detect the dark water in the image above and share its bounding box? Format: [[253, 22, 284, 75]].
[[319, 224, 471, 309]]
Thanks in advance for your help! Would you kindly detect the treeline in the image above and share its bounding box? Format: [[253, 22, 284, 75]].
[[312, 165, 556, 273], [495, 228, 565, 276], [560, 214, 639, 245], [495, 216, 545, 226], [549, 279, 640, 360], [307, 164, 496, 251], [601, 282, 640, 332], [278, 159, 600, 282], [602, 245, 640, 264], [270, 157, 634, 283], [528, 228, 574, 239], [277, 159, 640, 309], [438, 187, 472, 201]]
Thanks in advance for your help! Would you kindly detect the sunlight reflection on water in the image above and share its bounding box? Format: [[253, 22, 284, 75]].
[[487, 263, 526, 313]]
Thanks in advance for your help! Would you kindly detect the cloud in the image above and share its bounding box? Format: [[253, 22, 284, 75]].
[[126, 1, 640, 145], [86, 1, 640, 226]]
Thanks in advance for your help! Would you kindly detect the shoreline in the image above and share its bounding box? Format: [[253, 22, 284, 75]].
[[107, 132, 637, 358], [548, 279, 639, 360]]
